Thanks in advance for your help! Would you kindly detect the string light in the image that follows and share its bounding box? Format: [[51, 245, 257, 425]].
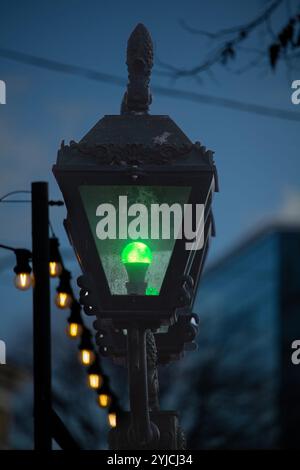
[[80, 349, 95, 365], [68, 322, 81, 338], [55, 269, 73, 309], [97, 379, 111, 408], [107, 401, 121, 428], [98, 393, 111, 408], [14, 272, 32, 290], [108, 410, 117, 428], [56, 291, 73, 309], [13, 249, 33, 291], [49, 237, 63, 277], [78, 328, 95, 366], [66, 301, 83, 339], [49, 237, 63, 278], [87, 361, 103, 390]]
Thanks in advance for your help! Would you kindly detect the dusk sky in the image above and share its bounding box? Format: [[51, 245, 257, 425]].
[[0, 0, 299, 345]]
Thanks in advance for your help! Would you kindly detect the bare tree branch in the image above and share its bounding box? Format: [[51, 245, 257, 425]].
[[158, 0, 300, 80], [179, 0, 283, 40]]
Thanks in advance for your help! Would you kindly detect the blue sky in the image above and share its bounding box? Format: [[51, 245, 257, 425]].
[[0, 0, 299, 344]]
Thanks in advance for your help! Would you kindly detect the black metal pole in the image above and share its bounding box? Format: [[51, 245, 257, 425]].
[[127, 326, 159, 448], [32, 181, 52, 450], [127, 327, 151, 447]]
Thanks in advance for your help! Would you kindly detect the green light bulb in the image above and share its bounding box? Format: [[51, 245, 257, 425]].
[[121, 242, 152, 265]]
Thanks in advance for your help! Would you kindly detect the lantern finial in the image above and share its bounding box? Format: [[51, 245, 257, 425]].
[[121, 23, 153, 115]]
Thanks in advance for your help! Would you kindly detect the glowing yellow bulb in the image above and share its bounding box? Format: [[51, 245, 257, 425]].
[[14, 273, 32, 290], [80, 349, 95, 366], [98, 393, 111, 408], [108, 412, 117, 428], [49, 261, 63, 278], [88, 373, 102, 390], [67, 323, 82, 339], [55, 292, 73, 309]]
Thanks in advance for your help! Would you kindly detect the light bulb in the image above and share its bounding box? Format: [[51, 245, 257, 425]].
[[121, 241, 152, 265], [49, 261, 63, 278], [88, 373, 102, 390], [79, 349, 95, 366], [121, 242, 153, 294], [55, 291, 73, 309], [14, 273, 32, 290], [108, 412, 117, 428], [67, 322, 82, 339], [98, 393, 111, 408]]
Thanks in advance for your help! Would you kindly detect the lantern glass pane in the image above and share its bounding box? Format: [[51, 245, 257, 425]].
[[80, 185, 191, 295]]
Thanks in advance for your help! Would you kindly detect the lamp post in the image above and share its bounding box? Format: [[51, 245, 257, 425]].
[[53, 24, 218, 449], [31, 181, 52, 450]]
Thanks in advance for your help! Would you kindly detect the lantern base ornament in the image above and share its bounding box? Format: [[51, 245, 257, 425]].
[[111, 326, 186, 450], [94, 312, 199, 365], [126, 326, 160, 448], [109, 411, 185, 450]]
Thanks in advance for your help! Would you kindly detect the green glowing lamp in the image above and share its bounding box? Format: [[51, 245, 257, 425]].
[[121, 242, 153, 295], [121, 241, 152, 265]]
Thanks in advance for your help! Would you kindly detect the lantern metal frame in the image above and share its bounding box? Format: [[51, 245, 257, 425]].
[[53, 152, 216, 328]]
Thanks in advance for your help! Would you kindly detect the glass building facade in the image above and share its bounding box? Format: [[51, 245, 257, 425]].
[[162, 225, 300, 449]]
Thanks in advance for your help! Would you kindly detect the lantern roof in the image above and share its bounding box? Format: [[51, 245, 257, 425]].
[[55, 23, 216, 172]]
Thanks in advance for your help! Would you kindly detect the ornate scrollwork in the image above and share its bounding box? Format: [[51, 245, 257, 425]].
[[146, 330, 159, 411], [60, 140, 194, 165], [59, 139, 216, 168]]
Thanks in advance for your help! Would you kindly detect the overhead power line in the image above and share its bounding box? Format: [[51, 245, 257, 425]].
[[0, 47, 299, 122]]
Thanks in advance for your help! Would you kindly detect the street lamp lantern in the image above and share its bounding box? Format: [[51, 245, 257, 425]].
[[53, 23, 218, 449], [53, 23, 217, 329]]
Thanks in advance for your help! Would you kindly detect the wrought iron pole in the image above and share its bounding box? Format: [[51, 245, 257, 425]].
[[32, 181, 52, 450], [127, 326, 160, 448]]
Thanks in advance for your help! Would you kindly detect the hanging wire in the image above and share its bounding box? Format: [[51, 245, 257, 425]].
[[0, 243, 17, 252], [0, 190, 31, 202], [0, 190, 31, 203], [0, 200, 31, 203], [0, 46, 300, 121], [0, 190, 64, 206]]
